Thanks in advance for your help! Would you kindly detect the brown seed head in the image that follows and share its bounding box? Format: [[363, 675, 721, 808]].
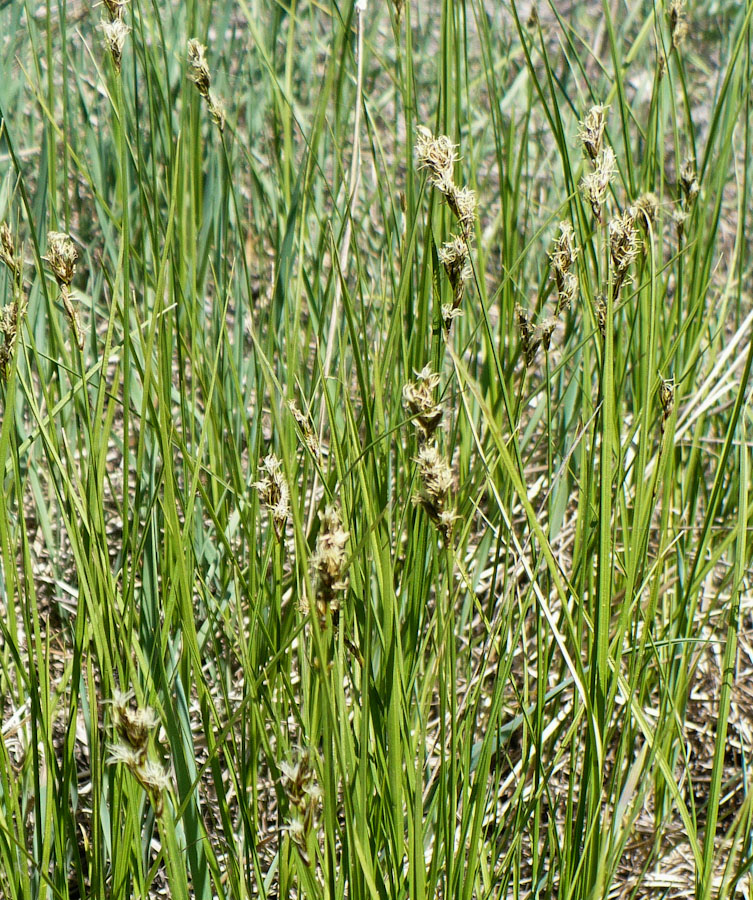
[[415, 126, 458, 193], [515, 304, 540, 366], [668, 0, 688, 48], [515, 303, 533, 344], [254, 453, 290, 539], [631, 192, 659, 230], [538, 316, 558, 352], [414, 443, 456, 543], [306, 504, 349, 624], [580, 146, 616, 219], [445, 184, 477, 239], [556, 271, 579, 315], [187, 39, 211, 97], [679, 158, 699, 206], [595, 295, 607, 337], [549, 220, 579, 297], [658, 52, 667, 79], [403, 365, 442, 442], [0, 223, 22, 287], [660, 377, 675, 418], [673, 205, 689, 238], [208, 92, 225, 131], [45, 231, 77, 288], [102, 0, 129, 20], [578, 105, 608, 162], [112, 692, 159, 754], [438, 236, 471, 309], [287, 399, 322, 460], [102, 18, 130, 72], [609, 209, 641, 278]]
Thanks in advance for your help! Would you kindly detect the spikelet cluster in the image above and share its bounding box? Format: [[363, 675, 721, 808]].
[[102, 0, 129, 18], [438, 236, 472, 327], [304, 504, 349, 627], [280, 750, 321, 866], [631, 192, 659, 231], [414, 443, 456, 545], [0, 223, 25, 377], [667, 0, 688, 49], [44, 231, 83, 350], [102, 19, 130, 72], [595, 295, 607, 337], [403, 365, 442, 443], [659, 375, 675, 439], [106, 690, 170, 815], [187, 39, 225, 130], [679, 159, 699, 205], [577, 105, 608, 163], [515, 304, 537, 368], [660, 377, 675, 419], [608, 209, 641, 299], [100, 0, 130, 73], [517, 218, 572, 370], [577, 105, 616, 221], [415, 127, 457, 195], [288, 399, 322, 462], [580, 145, 616, 222], [254, 453, 290, 541], [415, 126, 477, 328], [516, 304, 560, 368], [549, 220, 579, 315], [0, 223, 23, 289]]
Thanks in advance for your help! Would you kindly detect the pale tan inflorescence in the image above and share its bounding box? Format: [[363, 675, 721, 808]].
[[287, 399, 322, 461], [517, 212, 582, 369], [409, 126, 473, 543], [414, 443, 457, 546], [254, 453, 290, 541], [415, 125, 477, 329], [415, 126, 458, 194], [45, 231, 78, 289], [99, 0, 129, 71], [106, 690, 171, 815], [438, 235, 472, 322], [631, 192, 659, 231], [679, 158, 699, 208], [102, 0, 130, 20], [187, 38, 225, 130], [187, 39, 211, 97], [0, 222, 22, 288], [403, 365, 442, 444], [102, 18, 131, 72], [280, 750, 322, 865], [0, 222, 25, 376], [580, 145, 617, 221], [575, 103, 648, 337], [577, 105, 608, 162], [44, 230, 84, 350], [304, 504, 350, 627], [668, 0, 688, 48], [609, 208, 641, 298], [0, 222, 26, 377], [549, 220, 580, 315]]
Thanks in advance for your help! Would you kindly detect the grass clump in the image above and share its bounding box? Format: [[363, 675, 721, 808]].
[[0, 1, 752, 899]]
